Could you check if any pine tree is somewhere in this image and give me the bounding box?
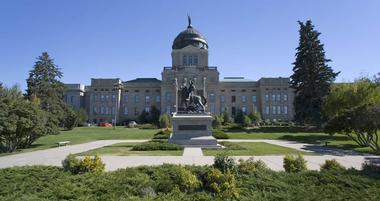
[26,52,66,134]
[290,20,339,126]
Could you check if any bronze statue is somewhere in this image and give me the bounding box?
[179,80,207,113]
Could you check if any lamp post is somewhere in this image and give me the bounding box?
[113,80,123,129]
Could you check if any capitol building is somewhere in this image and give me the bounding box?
[64,18,295,124]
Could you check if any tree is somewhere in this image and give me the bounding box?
[324,103,380,153]
[234,109,244,124]
[26,52,66,134]
[221,110,230,125]
[290,20,339,126]
[77,108,88,126]
[0,86,48,152]
[149,105,160,125]
[323,79,380,119]
[159,114,171,128]
[62,106,78,130]
[138,111,149,124]
[212,115,222,129]
[248,111,262,126]
[242,115,252,127]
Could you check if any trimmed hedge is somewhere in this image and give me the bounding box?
[131,141,182,151]
[152,129,172,140]
[212,129,229,139]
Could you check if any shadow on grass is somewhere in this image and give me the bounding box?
[279,135,349,144]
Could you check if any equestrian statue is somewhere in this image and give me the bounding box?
[179,80,207,113]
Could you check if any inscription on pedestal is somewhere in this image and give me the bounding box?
[178,125,207,130]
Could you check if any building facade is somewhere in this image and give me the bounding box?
[65,18,295,123]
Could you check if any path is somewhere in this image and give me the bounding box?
[0,139,379,171]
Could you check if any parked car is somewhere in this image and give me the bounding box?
[98,122,113,127]
[128,121,138,128]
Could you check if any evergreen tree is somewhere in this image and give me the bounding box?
[26,52,66,134]
[290,20,339,126]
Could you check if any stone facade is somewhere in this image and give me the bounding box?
[64,19,295,123]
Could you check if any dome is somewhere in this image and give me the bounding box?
[172,16,208,50]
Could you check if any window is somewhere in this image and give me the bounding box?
[242,106,247,114]
[265,94,269,102]
[93,106,98,114]
[111,106,115,115]
[194,56,198,65]
[210,104,215,113]
[106,95,110,102]
[134,107,139,115]
[134,94,139,103]
[241,95,246,103]
[283,94,288,101]
[70,96,74,103]
[94,95,98,102]
[209,93,215,102]
[112,95,116,102]
[188,56,193,65]
[145,96,150,104]
[156,95,160,102]
[252,95,257,103]
[124,107,128,115]
[277,106,281,114]
[183,56,187,65]
[232,107,236,116]
[166,92,171,102]
[101,95,105,102]
[220,106,225,113]
[276,94,281,102]
[166,105,171,114]
[105,107,109,115]
[220,95,225,103]
[265,106,270,115]
[124,95,128,102]
[284,106,288,114]
[232,96,236,103]
[271,94,276,102]
[145,107,150,113]
[272,106,276,114]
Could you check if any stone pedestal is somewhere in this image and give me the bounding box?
[169,113,220,148]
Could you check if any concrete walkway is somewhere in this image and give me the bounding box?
[0,139,379,171]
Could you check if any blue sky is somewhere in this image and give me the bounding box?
[0,0,379,91]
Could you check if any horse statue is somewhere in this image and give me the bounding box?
[179,80,207,113]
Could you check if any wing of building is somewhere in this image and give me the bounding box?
[63,17,295,124]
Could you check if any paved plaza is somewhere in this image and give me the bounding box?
[0,139,379,171]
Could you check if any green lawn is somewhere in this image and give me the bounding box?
[203,142,316,156]
[0,127,158,156]
[225,129,379,155]
[77,142,183,156]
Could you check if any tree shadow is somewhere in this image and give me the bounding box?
[279,135,349,144]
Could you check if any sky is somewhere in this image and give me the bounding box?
[0,0,379,91]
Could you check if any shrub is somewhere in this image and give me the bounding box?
[137,123,157,129]
[283,154,307,173]
[173,166,201,193]
[212,115,222,129]
[362,161,380,172]
[242,115,252,127]
[153,129,172,139]
[212,129,229,139]
[159,114,171,128]
[213,152,236,173]
[204,168,240,199]
[62,154,105,174]
[320,159,345,171]
[238,157,268,174]
[131,141,182,151]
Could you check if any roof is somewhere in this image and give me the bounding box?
[124,78,161,83]
[220,77,255,82]
[172,16,208,50]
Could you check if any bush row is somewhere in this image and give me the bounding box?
[131,141,183,151]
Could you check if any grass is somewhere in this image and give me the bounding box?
[203,142,316,156]
[77,142,183,156]
[0,127,158,156]
[225,128,380,155]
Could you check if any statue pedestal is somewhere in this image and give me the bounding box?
[169,113,221,148]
